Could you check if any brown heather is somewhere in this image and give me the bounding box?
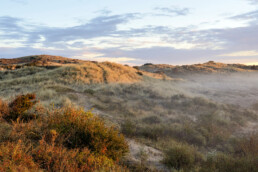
[0,94,129,172]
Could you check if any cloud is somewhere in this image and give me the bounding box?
[0,13,139,47]
[26,13,139,47]
[0,16,29,41]
[231,10,258,23]
[154,6,190,16]
[95,8,112,15]
[248,0,258,4]
[93,20,258,64]
[1,8,258,65]
[0,16,24,32]
[216,24,258,50]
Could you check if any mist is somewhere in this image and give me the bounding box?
[175,72,258,108]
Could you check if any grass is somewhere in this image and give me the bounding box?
[89,82,257,171]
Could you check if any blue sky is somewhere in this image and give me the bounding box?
[0,0,258,65]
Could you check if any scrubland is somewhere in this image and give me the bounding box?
[0,94,128,171]
[0,56,257,171]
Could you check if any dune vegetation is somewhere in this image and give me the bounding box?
[0,94,128,171]
[0,55,258,171]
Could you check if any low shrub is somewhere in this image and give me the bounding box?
[142,116,161,124]
[137,125,164,141]
[121,119,137,137]
[84,89,95,95]
[163,143,204,170]
[5,93,38,122]
[0,140,39,171]
[33,139,123,172]
[47,107,129,161]
[166,124,207,146]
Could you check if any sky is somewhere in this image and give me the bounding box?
[0,0,258,65]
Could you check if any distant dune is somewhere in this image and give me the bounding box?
[139,61,258,77]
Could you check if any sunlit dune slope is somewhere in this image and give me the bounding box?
[0,55,170,84]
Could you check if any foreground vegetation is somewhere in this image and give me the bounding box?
[1,92,257,171]
[0,94,128,171]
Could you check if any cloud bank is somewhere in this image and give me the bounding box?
[0,4,258,65]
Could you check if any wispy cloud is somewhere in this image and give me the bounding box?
[33,13,139,43]
[248,0,258,4]
[154,6,190,16]
[0,16,24,32]
[231,10,258,22]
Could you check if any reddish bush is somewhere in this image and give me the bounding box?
[0,94,129,171]
[0,140,39,171]
[32,139,124,172]
[47,107,129,161]
[6,93,38,121]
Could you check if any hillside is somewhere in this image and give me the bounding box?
[0,55,169,84]
[0,55,257,171]
[139,61,258,77]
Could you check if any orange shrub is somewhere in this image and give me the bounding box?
[32,139,125,172]
[0,140,39,171]
[6,93,38,122]
[0,94,129,171]
[47,107,129,161]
